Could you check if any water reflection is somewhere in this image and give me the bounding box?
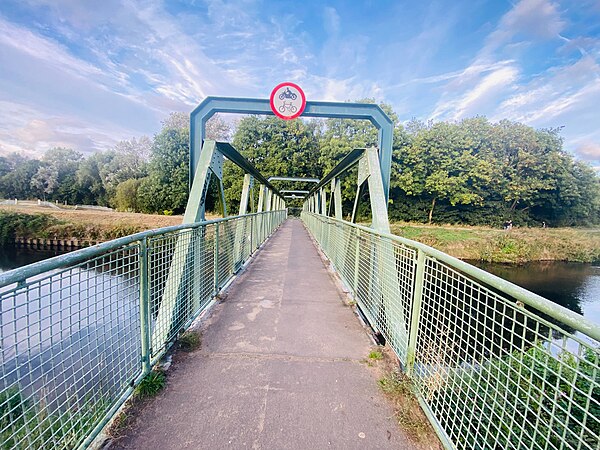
[0,246,141,413]
[0,246,66,273]
[470,261,600,325]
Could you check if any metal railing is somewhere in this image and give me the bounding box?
[302,212,600,450]
[0,210,286,450]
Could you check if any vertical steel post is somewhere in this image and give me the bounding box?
[250,214,254,252]
[353,228,361,295]
[214,223,220,293]
[406,249,426,377]
[139,237,151,375]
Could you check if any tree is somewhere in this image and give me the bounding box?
[138,119,189,214]
[395,121,488,223]
[75,151,115,206]
[30,147,83,204]
[229,116,321,211]
[162,112,231,140]
[114,178,143,212]
[102,137,150,204]
[0,154,41,199]
[30,166,58,201]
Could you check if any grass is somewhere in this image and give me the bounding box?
[365,347,442,449]
[134,371,166,398]
[368,349,383,360]
[0,386,109,450]
[378,371,432,440]
[177,331,202,352]
[390,221,600,263]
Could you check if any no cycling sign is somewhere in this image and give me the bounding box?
[270,82,306,120]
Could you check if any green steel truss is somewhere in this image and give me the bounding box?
[190,97,394,203]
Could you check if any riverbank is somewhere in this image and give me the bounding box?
[390,222,600,263]
[1,207,598,263]
[0,206,186,247]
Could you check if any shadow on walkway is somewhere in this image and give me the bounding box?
[113,218,414,449]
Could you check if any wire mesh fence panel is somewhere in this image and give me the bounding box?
[0,244,142,450]
[419,258,600,450]
[217,219,238,289]
[302,212,600,450]
[0,210,286,450]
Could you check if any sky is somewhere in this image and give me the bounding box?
[0,0,599,167]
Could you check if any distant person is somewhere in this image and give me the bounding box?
[542,221,546,228]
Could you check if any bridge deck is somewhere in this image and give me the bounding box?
[114,219,413,449]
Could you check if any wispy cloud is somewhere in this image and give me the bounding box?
[0,0,598,163]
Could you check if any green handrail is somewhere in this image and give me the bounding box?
[302,211,600,450]
[0,210,286,450]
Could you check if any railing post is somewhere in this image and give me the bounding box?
[139,237,151,375]
[214,223,220,294]
[406,249,426,377]
[353,228,361,295]
[250,214,254,252]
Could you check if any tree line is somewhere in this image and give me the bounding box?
[1,104,598,226]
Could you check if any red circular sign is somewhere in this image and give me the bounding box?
[270,82,306,120]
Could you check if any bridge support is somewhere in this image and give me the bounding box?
[303,147,407,356]
[151,141,285,351]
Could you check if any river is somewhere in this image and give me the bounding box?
[0,246,140,414]
[469,260,600,325]
[2,248,599,325]
[2,248,599,320]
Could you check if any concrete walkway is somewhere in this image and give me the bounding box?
[115,219,413,449]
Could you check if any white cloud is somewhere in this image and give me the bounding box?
[431,64,519,120]
[574,141,600,161]
[0,101,138,157]
[323,7,341,35]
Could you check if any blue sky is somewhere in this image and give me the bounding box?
[0,0,599,166]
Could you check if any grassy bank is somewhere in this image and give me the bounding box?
[0,207,185,246]
[390,222,600,263]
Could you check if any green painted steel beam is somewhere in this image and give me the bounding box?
[190,97,393,202]
[307,148,365,196]
[268,176,320,183]
[213,141,284,200]
[280,190,310,194]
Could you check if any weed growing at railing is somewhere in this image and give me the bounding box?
[378,370,434,442]
[135,371,166,398]
[0,385,109,449]
[427,344,600,450]
[177,331,202,352]
[368,349,383,360]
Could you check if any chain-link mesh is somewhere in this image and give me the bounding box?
[302,212,600,450]
[0,210,285,449]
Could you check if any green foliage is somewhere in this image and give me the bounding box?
[429,345,600,449]
[368,349,383,360]
[113,178,143,212]
[137,122,189,214]
[228,116,322,211]
[378,371,412,396]
[0,385,108,449]
[135,371,166,398]
[0,109,598,225]
[0,211,57,245]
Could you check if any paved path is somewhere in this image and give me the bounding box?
[115,219,413,449]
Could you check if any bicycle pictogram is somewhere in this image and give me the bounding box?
[278,101,298,113]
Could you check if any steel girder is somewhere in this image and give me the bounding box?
[190,97,394,203]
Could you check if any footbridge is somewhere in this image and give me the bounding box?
[0,96,598,450]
